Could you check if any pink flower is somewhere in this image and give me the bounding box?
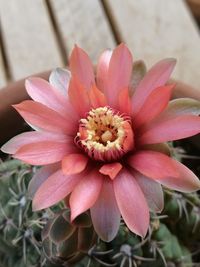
[2,44,200,242]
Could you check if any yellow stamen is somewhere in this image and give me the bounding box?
[78,107,127,153]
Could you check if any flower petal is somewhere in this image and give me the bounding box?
[128,150,179,179]
[99,162,122,180]
[14,139,75,165]
[91,178,120,242]
[132,58,176,115]
[1,131,67,154]
[139,115,200,145]
[62,153,88,175]
[129,60,147,96]
[88,84,107,108]
[129,151,200,192]
[26,78,68,115]
[70,170,103,221]
[141,143,171,156]
[68,77,91,116]
[33,170,82,211]
[49,68,71,96]
[96,49,112,92]
[143,98,200,130]
[118,88,132,115]
[154,160,200,192]
[133,171,164,212]
[13,100,74,135]
[69,45,94,90]
[28,163,60,199]
[113,169,149,237]
[133,84,175,128]
[106,44,133,107]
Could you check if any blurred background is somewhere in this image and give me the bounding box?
[0,0,200,89]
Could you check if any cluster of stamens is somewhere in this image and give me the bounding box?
[76,107,133,161]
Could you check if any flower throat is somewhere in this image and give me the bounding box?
[76,107,134,161]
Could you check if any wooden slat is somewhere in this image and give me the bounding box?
[49,0,116,63]
[106,0,200,88]
[0,0,62,80]
[0,45,6,88]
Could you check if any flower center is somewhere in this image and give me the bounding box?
[76,107,134,161]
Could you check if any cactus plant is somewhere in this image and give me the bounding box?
[0,142,200,267]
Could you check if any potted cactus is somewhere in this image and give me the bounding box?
[0,44,200,267]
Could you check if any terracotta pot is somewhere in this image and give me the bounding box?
[0,71,50,147]
[0,72,199,147]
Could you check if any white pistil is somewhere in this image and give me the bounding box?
[101,130,113,143]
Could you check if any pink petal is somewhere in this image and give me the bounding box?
[106,44,133,107]
[139,115,200,145]
[133,84,175,128]
[68,77,91,116]
[26,78,66,114]
[49,68,71,96]
[129,151,200,192]
[1,131,67,154]
[143,98,200,130]
[88,84,107,108]
[13,100,74,135]
[62,153,88,175]
[27,76,78,122]
[113,169,149,237]
[28,163,60,199]
[118,88,131,114]
[132,58,176,115]
[70,170,103,221]
[99,162,122,180]
[69,45,95,90]
[33,170,82,211]
[91,178,121,242]
[153,160,200,192]
[14,139,75,165]
[96,49,112,92]
[128,151,179,179]
[133,171,164,212]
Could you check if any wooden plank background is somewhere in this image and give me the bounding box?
[0,0,200,90]
[50,0,115,63]
[0,0,62,81]
[105,0,200,88]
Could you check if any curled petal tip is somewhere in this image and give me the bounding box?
[137,228,148,238]
[32,200,42,212]
[118,42,128,49]
[99,162,122,179]
[74,43,79,49]
[12,103,18,109]
[161,57,177,67]
[167,57,177,63]
[190,177,200,192]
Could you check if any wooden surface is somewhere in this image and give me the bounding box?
[0,0,200,90]
[105,0,200,88]
[0,0,62,80]
[50,0,115,63]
